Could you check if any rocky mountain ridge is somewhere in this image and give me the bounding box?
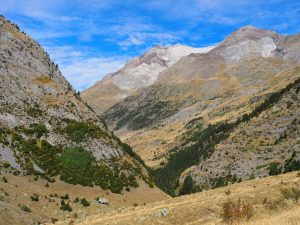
[87,25,300,195]
[82,44,214,113]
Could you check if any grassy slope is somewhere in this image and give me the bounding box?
[57,171,300,225]
[0,172,169,225]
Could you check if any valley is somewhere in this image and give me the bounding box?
[87,26,300,196]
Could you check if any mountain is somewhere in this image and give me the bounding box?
[85,26,300,195]
[0,16,171,224]
[81,44,214,113]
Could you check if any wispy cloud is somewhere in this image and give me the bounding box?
[44,45,129,91]
[61,56,128,91]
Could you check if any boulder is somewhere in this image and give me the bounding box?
[97,198,109,205]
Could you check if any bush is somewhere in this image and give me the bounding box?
[61,120,109,143]
[60,194,69,200]
[269,163,282,176]
[80,198,90,207]
[222,199,254,223]
[30,194,39,201]
[20,205,32,212]
[33,123,48,138]
[60,200,72,211]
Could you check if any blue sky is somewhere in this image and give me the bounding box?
[1,0,300,91]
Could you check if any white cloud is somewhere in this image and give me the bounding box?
[45,45,129,91]
[61,57,128,91]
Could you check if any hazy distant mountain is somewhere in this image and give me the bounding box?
[81,44,214,113]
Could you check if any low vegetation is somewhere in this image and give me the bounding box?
[59,119,110,143]
[0,124,148,193]
[60,200,72,211]
[222,199,254,223]
[20,205,31,212]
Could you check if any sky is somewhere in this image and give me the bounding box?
[1,0,300,91]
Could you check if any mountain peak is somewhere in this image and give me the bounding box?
[82,44,214,113]
[210,26,281,63]
[224,25,279,43]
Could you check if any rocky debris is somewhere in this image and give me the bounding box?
[155,208,169,217]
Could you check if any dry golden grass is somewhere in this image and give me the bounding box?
[0,172,169,225]
[57,171,300,225]
[32,75,58,87]
[241,206,300,225]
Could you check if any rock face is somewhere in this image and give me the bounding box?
[182,77,300,192]
[0,15,115,158]
[88,25,300,195]
[81,44,214,113]
[0,16,151,193]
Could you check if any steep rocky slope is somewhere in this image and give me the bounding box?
[0,15,154,197]
[81,44,214,113]
[181,73,300,192]
[96,26,300,195]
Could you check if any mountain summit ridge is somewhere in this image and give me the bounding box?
[81,44,215,113]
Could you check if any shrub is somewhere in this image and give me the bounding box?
[60,194,69,200]
[222,199,254,223]
[225,189,231,196]
[20,205,32,212]
[80,198,90,207]
[33,123,48,138]
[269,163,282,176]
[26,104,43,117]
[30,194,39,201]
[60,200,72,211]
[61,120,109,143]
